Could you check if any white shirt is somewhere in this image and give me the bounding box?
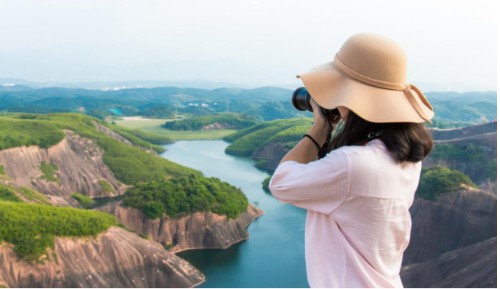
[270,139,421,288]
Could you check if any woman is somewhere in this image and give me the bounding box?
[269,33,434,288]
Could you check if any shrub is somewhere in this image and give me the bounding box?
[416,166,477,200]
[98,180,115,194]
[0,201,116,261]
[123,175,248,219]
[0,185,21,202]
[0,119,65,150]
[262,176,271,193]
[39,162,59,183]
[71,193,94,209]
[18,187,50,205]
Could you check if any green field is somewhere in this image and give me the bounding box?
[113,117,236,140]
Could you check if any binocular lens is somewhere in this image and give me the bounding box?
[291,87,340,122]
[292,87,313,112]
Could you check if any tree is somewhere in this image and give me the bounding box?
[416,166,476,200]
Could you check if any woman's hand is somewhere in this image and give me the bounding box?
[278,99,341,164]
[308,99,339,145]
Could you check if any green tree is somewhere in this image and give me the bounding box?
[416,166,477,200]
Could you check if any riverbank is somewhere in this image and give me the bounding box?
[113,117,236,140]
[161,140,309,288]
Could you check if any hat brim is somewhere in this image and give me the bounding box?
[298,61,434,123]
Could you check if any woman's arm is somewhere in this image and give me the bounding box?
[279,100,337,164]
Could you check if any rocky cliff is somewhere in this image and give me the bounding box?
[431,121,497,142]
[0,130,126,204]
[401,237,496,288]
[0,227,204,288]
[403,189,496,264]
[101,202,264,252]
[250,141,288,174]
[401,189,497,287]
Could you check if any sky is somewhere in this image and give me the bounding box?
[0,0,497,91]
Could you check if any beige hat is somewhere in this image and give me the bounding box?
[298,33,434,123]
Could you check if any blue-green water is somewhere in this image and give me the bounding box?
[161,140,309,288]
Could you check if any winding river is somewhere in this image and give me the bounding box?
[161,140,309,288]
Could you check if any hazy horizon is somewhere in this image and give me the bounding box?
[0,0,497,92]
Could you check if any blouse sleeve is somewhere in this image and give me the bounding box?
[269,149,351,215]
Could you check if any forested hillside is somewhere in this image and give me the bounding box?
[2,85,493,125]
[0,113,249,262]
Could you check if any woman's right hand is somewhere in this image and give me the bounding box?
[308,99,335,145]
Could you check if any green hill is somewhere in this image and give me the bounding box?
[0,183,116,261]
[224,118,313,157]
[0,113,195,183]
[163,113,259,131]
[0,113,249,260]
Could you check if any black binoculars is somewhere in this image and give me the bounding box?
[292,87,340,122]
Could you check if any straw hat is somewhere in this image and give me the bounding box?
[297,33,434,123]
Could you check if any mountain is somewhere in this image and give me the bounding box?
[426,122,497,191]
[402,189,496,265]
[401,237,496,288]
[426,91,497,105]
[2,85,494,123]
[0,113,260,288]
[401,188,496,287]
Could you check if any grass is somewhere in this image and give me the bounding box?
[39,162,59,183]
[224,118,312,156]
[71,193,94,209]
[18,187,50,205]
[99,179,115,194]
[0,200,116,261]
[114,117,236,140]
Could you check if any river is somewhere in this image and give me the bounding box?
[161,140,309,288]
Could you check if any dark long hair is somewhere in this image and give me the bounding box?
[329,112,433,164]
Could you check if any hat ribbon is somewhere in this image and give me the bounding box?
[333,55,434,121]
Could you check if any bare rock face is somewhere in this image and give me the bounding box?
[0,131,126,201]
[250,141,288,173]
[403,189,496,265]
[94,123,134,146]
[101,202,264,252]
[0,227,204,288]
[401,237,496,288]
[431,121,497,142]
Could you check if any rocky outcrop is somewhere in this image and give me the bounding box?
[403,189,496,265]
[401,237,496,288]
[101,202,264,252]
[95,123,134,146]
[0,227,204,288]
[0,131,126,203]
[431,121,497,142]
[201,122,232,130]
[426,122,497,190]
[250,141,288,173]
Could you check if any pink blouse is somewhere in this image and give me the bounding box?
[269,139,421,288]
